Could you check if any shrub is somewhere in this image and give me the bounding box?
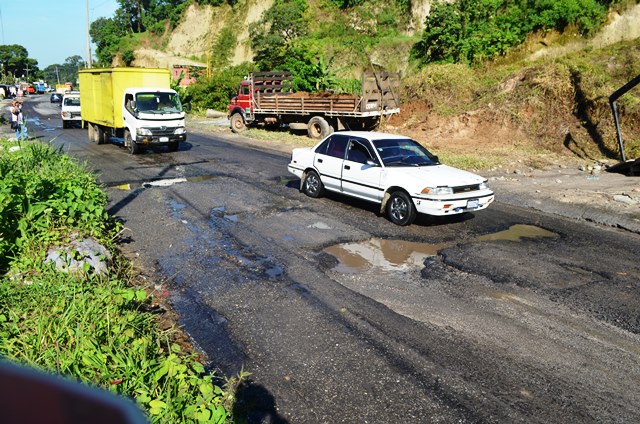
[412,0,611,65]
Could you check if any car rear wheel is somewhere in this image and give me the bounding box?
[303,170,324,198]
[386,191,416,226]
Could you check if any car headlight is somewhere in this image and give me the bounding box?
[138,128,153,136]
[173,127,185,135]
[421,186,453,195]
[479,181,489,190]
[61,112,70,118]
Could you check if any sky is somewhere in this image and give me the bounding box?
[0,0,119,69]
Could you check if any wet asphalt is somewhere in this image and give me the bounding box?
[11,95,640,423]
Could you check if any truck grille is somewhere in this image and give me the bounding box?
[147,127,178,137]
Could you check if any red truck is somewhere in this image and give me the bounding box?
[228,71,400,139]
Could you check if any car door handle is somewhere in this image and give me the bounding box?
[344,165,350,170]
[317,158,323,163]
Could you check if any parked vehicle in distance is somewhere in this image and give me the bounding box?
[228,71,400,139]
[287,131,495,225]
[50,92,62,104]
[34,82,46,94]
[61,91,81,128]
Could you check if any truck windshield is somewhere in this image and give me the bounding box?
[136,92,183,114]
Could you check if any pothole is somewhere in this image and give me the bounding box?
[324,238,449,274]
[324,225,558,274]
[477,224,558,242]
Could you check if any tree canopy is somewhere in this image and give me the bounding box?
[0,44,40,83]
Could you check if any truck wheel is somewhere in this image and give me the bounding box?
[307,116,333,139]
[88,123,96,142]
[62,120,69,129]
[96,126,106,145]
[363,117,380,131]
[125,130,139,154]
[230,113,246,133]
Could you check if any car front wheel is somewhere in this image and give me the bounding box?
[386,191,416,226]
[303,170,324,198]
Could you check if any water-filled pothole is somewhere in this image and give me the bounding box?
[324,224,558,273]
[324,238,449,273]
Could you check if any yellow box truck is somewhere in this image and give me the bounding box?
[79,67,187,154]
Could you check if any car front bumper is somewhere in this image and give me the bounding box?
[412,191,495,216]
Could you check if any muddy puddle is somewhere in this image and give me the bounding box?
[477,224,558,242]
[325,239,450,273]
[324,224,557,273]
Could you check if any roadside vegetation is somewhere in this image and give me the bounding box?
[110,0,638,168]
[0,139,243,423]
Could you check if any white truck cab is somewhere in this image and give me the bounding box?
[122,88,187,153]
[61,91,81,129]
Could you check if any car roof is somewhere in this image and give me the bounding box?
[332,131,410,141]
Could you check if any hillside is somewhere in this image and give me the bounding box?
[124,1,639,167]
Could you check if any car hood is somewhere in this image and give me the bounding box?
[389,164,486,187]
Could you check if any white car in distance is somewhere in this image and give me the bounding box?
[287,131,495,225]
[61,91,81,129]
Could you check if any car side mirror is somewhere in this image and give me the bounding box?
[184,102,192,112]
[365,159,379,167]
[129,101,136,110]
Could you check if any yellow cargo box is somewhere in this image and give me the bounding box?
[78,67,171,129]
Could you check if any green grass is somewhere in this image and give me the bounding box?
[0,139,243,423]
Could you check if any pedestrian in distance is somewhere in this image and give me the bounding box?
[10,100,28,141]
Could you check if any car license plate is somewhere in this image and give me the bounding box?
[159,137,169,142]
[467,199,479,209]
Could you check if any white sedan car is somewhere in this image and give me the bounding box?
[287,131,495,225]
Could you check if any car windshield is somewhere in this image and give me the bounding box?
[136,92,183,114]
[373,138,440,167]
[64,97,80,106]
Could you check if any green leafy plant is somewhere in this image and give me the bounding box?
[0,139,241,422]
[412,0,611,65]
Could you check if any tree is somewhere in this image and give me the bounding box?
[250,0,310,70]
[0,44,37,81]
[90,15,129,66]
[42,56,87,86]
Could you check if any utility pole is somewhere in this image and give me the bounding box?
[24,63,31,81]
[86,0,93,67]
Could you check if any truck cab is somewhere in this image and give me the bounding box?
[229,80,253,118]
[122,88,187,153]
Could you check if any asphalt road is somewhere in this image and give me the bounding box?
[20,95,640,423]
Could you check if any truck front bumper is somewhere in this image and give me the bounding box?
[134,134,186,144]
